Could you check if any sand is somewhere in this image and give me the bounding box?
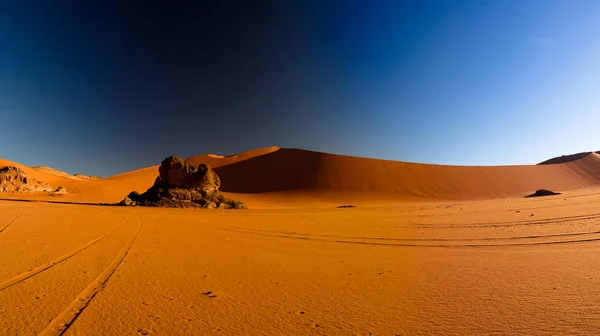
[2,148,600,335]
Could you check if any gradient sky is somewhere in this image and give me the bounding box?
[1,1,600,176]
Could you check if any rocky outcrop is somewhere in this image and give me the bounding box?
[74,174,101,180]
[53,186,68,195]
[0,166,53,193]
[156,156,221,192]
[120,156,246,209]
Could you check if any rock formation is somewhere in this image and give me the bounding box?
[120,156,246,209]
[74,174,101,180]
[0,166,53,193]
[53,186,68,195]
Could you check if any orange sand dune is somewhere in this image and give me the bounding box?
[186,146,280,167]
[64,146,283,204]
[3,147,600,206]
[538,151,600,164]
[212,148,600,200]
[4,149,600,334]
[106,148,600,203]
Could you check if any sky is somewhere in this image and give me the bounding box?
[1,0,600,176]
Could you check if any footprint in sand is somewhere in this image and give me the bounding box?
[203,291,218,298]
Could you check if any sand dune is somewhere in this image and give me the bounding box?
[539,151,600,165]
[186,146,281,167]
[69,146,283,204]
[3,147,600,205]
[212,148,600,200]
[3,149,600,334]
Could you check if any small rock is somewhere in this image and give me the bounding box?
[53,186,68,195]
[525,189,561,198]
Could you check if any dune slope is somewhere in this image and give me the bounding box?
[538,151,600,165]
[212,149,600,200]
[3,147,600,204]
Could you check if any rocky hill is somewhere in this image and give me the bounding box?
[0,166,54,193]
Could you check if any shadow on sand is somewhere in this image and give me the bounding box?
[0,197,119,207]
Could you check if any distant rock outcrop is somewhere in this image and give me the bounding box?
[53,186,68,195]
[525,189,562,198]
[0,166,53,193]
[74,174,102,180]
[30,166,102,181]
[120,156,246,209]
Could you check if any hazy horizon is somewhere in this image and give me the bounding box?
[2,1,600,176]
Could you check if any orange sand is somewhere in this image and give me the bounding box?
[2,148,600,334]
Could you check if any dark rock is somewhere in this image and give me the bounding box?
[120,156,245,209]
[525,189,562,198]
[127,191,142,202]
[156,156,220,192]
[166,188,192,200]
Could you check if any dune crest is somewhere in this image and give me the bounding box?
[3,147,600,205]
[538,151,600,165]
[212,148,600,200]
[186,146,281,167]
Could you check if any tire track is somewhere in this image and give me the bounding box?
[224,228,600,248]
[0,217,130,291]
[38,218,142,336]
[228,227,600,242]
[397,212,600,229]
[0,212,24,234]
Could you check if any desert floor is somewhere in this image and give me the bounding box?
[2,188,600,335]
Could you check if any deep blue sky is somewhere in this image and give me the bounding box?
[1,1,600,176]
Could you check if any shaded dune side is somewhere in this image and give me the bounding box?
[214,149,600,200]
[70,147,282,203]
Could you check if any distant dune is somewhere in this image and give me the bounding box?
[538,151,600,165]
[2,147,600,205]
